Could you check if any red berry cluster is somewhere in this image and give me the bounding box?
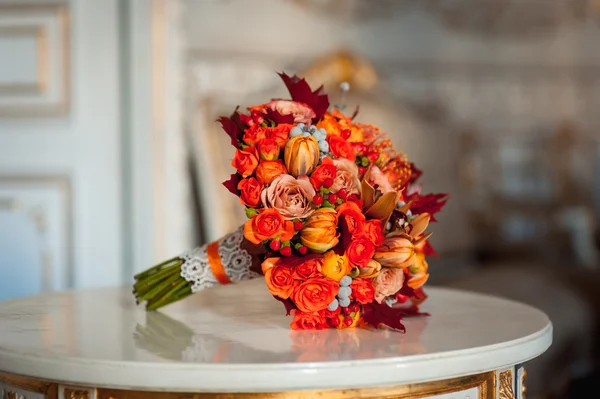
[326,302,361,328]
[312,180,348,209]
[268,220,307,257]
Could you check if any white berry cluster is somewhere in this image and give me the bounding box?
[327,275,353,311]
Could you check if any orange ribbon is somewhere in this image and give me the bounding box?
[207,241,232,285]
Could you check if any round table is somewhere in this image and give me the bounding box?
[0,279,552,399]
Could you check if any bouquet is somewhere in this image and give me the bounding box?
[133,72,448,331]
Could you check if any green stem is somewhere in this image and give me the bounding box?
[134,262,181,292]
[139,271,181,302]
[146,280,189,311]
[134,257,179,280]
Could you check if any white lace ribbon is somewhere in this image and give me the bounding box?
[179,227,260,293]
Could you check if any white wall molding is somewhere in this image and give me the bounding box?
[0,3,70,117]
[0,174,72,295]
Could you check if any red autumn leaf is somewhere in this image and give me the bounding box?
[405,192,449,222]
[274,296,297,316]
[361,301,407,332]
[408,163,423,185]
[217,107,245,147]
[398,283,428,301]
[278,72,330,121]
[395,285,429,316]
[264,107,295,125]
[337,214,354,250]
[422,240,438,258]
[222,173,241,196]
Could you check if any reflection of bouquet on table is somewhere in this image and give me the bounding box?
[134,310,430,363]
[133,72,448,331]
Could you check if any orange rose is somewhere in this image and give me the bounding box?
[243,124,293,147]
[255,160,287,185]
[242,125,266,146]
[244,208,294,244]
[292,277,339,313]
[267,124,293,147]
[257,138,280,161]
[350,278,375,304]
[309,157,336,189]
[231,147,259,178]
[264,264,295,299]
[294,258,322,280]
[237,177,262,207]
[346,238,376,267]
[343,125,364,143]
[358,220,385,247]
[284,136,320,177]
[327,134,356,161]
[337,201,366,237]
[330,109,364,143]
[290,310,327,331]
[316,113,342,136]
[320,250,351,281]
[300,208,339,253]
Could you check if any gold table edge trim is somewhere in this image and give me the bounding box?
[0,370,496,399]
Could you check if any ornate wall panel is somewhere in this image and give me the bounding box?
[0,4,70,117]
[0,175,72,299]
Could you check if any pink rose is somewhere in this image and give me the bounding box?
[331,158,361,196]
[374,267,405,303]
[261,174,316,220]
[267,100,316,124]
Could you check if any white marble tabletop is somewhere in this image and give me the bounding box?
[0,279,552,392]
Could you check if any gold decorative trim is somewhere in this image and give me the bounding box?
[0,25,49,94]
[499,369,514,399]
[521,368,527,399]
[0,4,70,117]
[0,370,495,399]
[64,387,90,399]
[0,371,57,399]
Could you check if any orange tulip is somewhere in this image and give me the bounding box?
[300,208,339,253]
[407,252,429,289]
[359,259,382,279]
[284,136,320,177]
[373,234,416,268]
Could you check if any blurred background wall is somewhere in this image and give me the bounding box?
[3,0,599,297]
[1,1,600,396]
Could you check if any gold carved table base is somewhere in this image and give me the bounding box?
[0,366,526,399]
